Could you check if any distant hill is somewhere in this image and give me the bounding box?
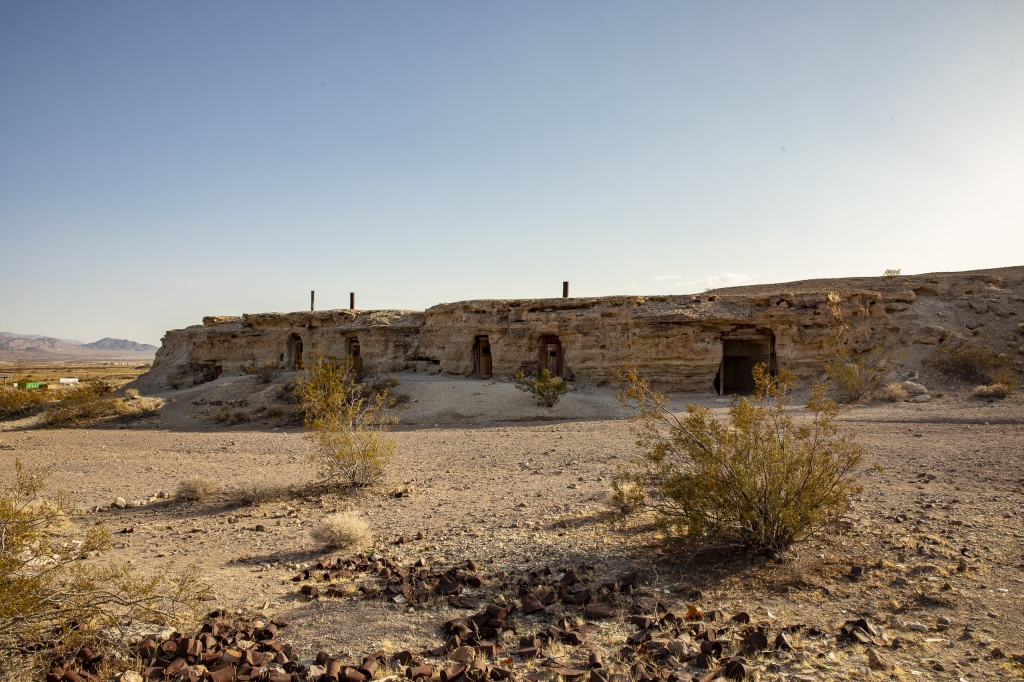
[0,332,157,361]
[82,338,158,352]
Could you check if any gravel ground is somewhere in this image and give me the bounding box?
[2,374,1023,681]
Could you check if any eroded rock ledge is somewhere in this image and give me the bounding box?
[137,267,1023,393]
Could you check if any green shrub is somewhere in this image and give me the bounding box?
[514,369,568,407]
[613,363,862,553]
[297,354,397,489]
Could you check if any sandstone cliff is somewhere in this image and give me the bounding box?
[134,266,1023,394]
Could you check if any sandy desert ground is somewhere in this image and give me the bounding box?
[2,371,1023,681]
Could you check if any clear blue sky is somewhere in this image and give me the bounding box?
[2,2,1022,345]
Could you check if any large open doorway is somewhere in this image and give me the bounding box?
[715,332,775,395]
[473,336,492,378]
[539,335,562,378]
[286,334,304,370]
[347,337,363,375]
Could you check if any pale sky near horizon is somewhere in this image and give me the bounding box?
[2,2,1023,345]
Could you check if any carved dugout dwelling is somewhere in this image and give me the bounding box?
[136,267,1024,396]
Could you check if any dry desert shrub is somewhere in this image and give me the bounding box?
[883,268,902,278]
[112,395,162,418]
[243,358,282,384]
[227,409,251,424]
[310,512,370,550]
[0,460,202,659]
[40,383,116,427]
[37,383,161,428]
[881,383,908,402]
[972,384,1012,399]
[613,363,863,554]
[230,480,291,506]
[823,292,903,402]
[603,482,642,516]
[298,354,397,489]
[213,405,251,425]
[123,388,140,400]
[514,368,568,407]
[175,476,217,502]
[0,387,49,420]
[371,372,400,394]
[929,336,1017,394]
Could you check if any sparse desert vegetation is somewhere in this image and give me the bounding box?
[40,383,162,428]
[930,335,1018,394]
[242,357,283,384]
[613,364,862,553]
[972,382,1013,399]
[3,268,1024,680]
[824,291,903,402]
[3,369,1024,681]
[514,368,568,407]
[881,381,909,402]
[0,460,202,675]
[229,479,292,506]
[174,475,217,502]
[0,387,48,419]
[298,354,398,489]
[309,512,370,550]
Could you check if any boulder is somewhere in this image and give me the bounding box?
[900,381,928,396]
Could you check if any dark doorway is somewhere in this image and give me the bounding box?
[474,336,492,378]
[214,364,223,379]
[717,335,771,394]
[286,334,304,370]
[539,335,562,378]
[348,337,363,375]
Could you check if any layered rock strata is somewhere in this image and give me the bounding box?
[138,267,1023,393]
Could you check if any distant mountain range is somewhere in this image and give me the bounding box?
[82,337,157,352]
[0,332,157,361]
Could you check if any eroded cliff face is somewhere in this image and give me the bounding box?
[137,267,1024,394]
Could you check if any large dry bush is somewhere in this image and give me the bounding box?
[297,354,397,489]
[929,335,1017,394]
[0,388,49,420]
[310,512,369,550]
[514,369,568,407]
[40,383,161,428]
[613,364,863,553]
[1,460,201,657]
